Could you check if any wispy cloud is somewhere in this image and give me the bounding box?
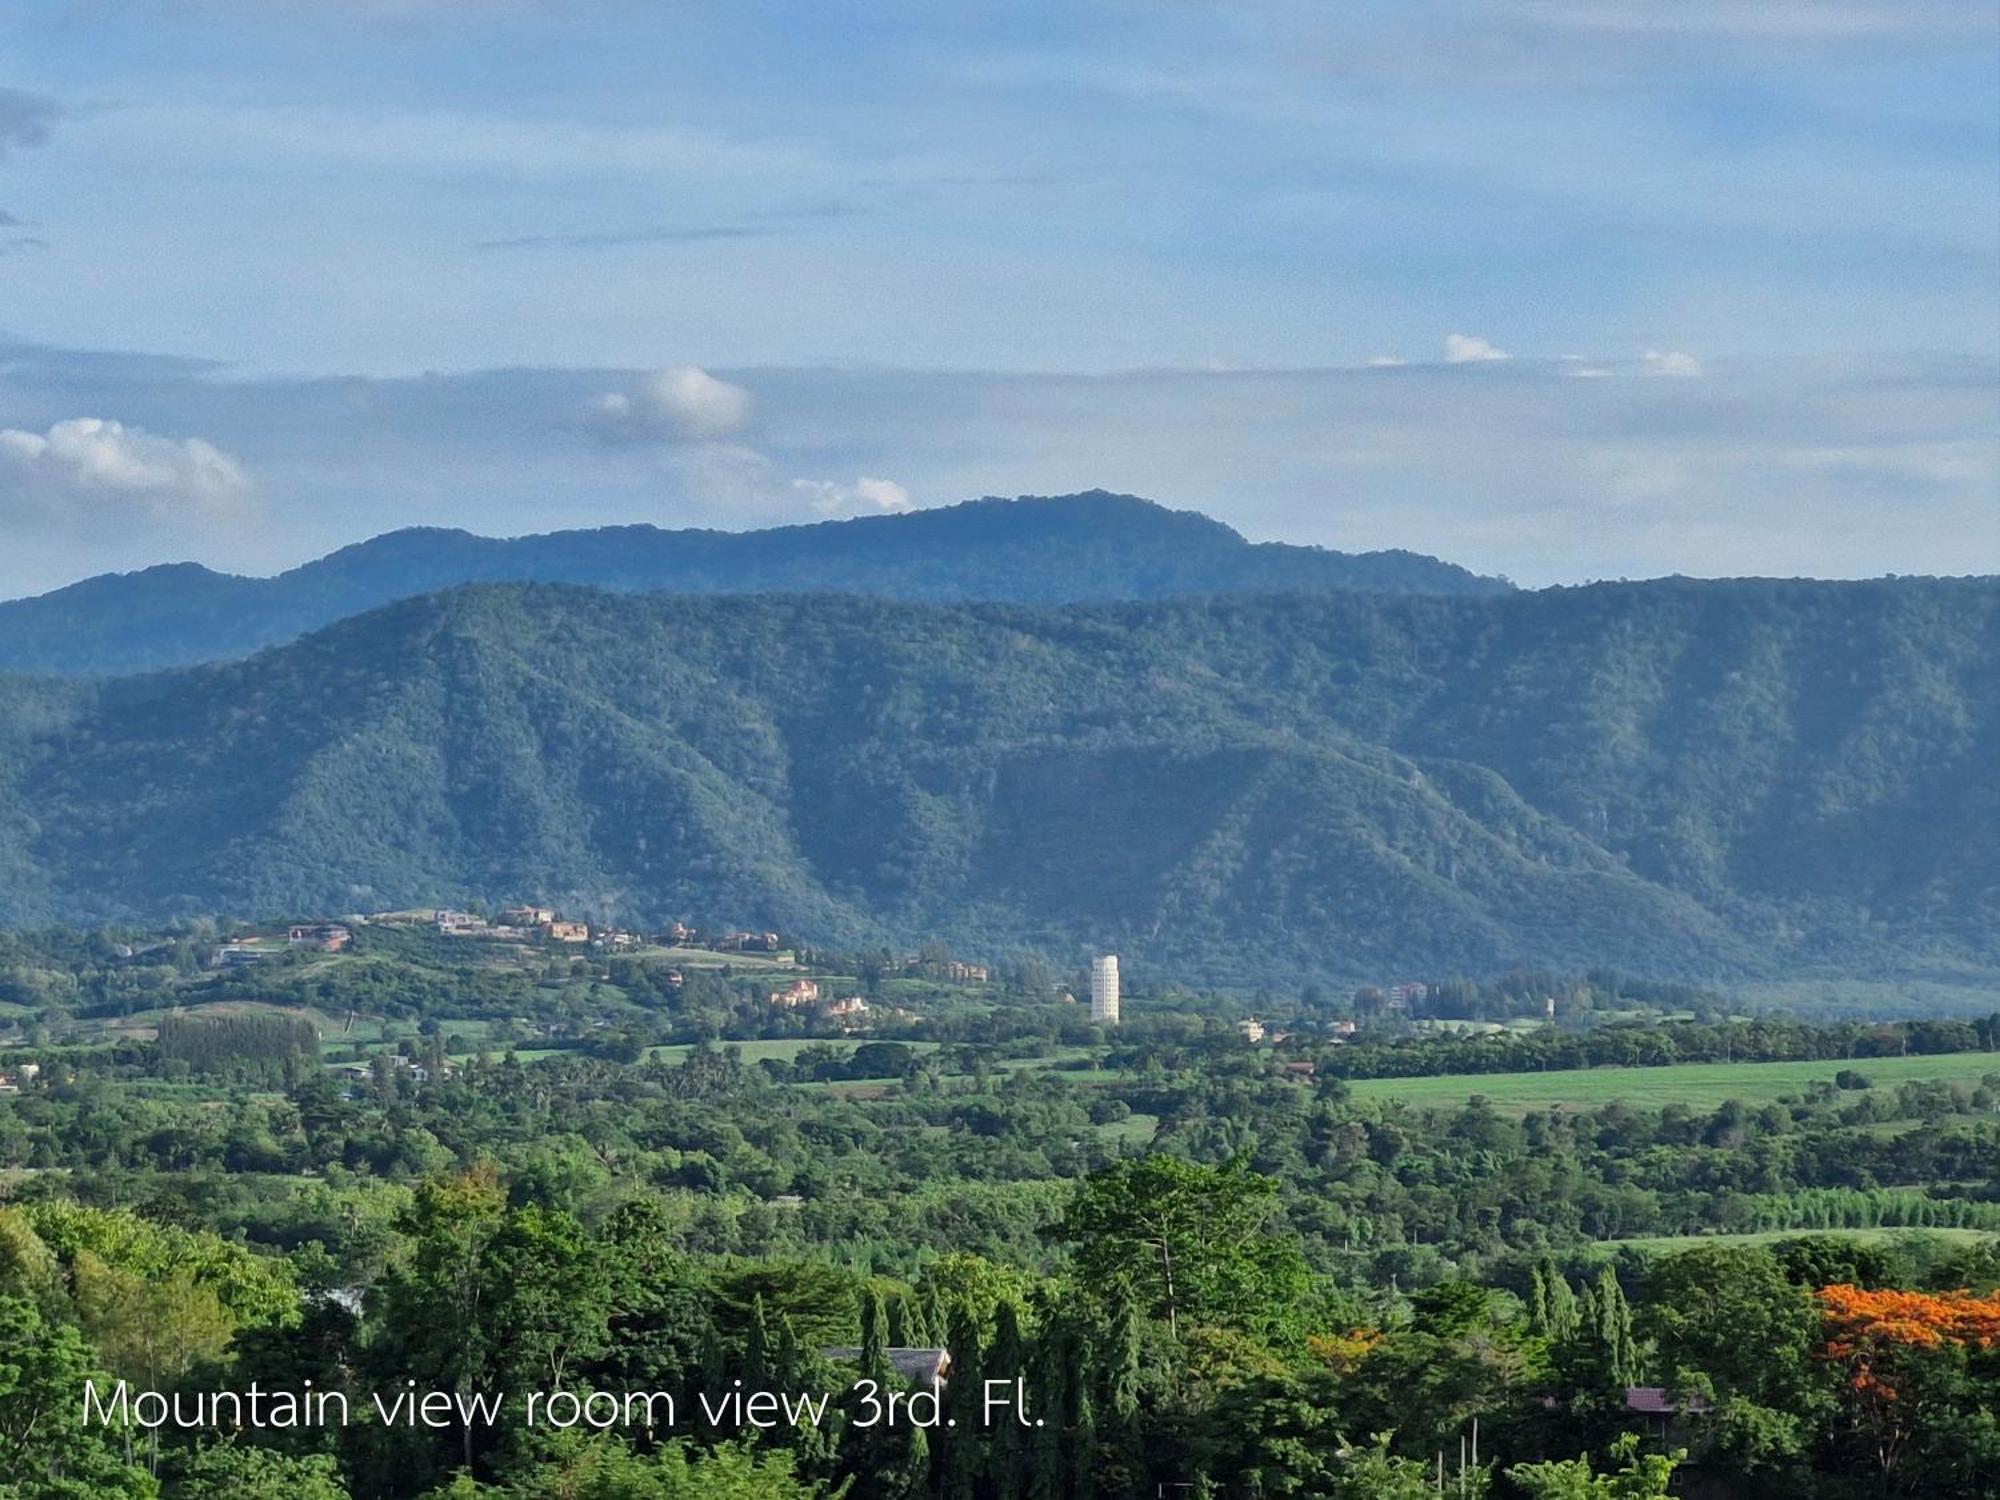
[0,89,61,157]
[476,225,780,252]
[1641,350,1704,378]
[1443,334,1511,364]
[84,101,835,185]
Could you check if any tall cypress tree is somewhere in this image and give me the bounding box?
[1103,1283,1142,1430]
[893,1421,931,1500]
[862,1286,891,1382]
[746,1293,773,1390]
[942,1303,986,1500]
[1595,1268,1639,1389]
[920,1280,949,1351]
[1026,1310,1069,1500]
[988,1301,1027,1500]
[1546,1267,1581,1341]
[1070,1384,1096,1500]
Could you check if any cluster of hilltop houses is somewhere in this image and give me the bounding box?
[764,978,899,1029]
[216,907,818,965]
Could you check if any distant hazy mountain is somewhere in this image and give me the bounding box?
[0,492,1508,676]
[0,577,1990,984]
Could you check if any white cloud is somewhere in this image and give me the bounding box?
[1642,349,1705,377]
[89,101,833,187]
[1365,356,1406,368]
[0,418,252,524]
[0,342,1991,597]
[1443,333,1510,364]
[1503,1,1989,45]
[793,475,914,517]
[587,365,752,441]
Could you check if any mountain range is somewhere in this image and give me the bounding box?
[0,571,1991,985]
[0,492,1507,677]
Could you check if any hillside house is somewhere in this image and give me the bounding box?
[501,905,556,927]
[546,921,590,944]
[288,923,352,952]
[1237,1018,1267,1043]
[823,1348,951,1386]
[1624,1386,1712,1442]
[435,910,482,934]
[769,978,822,1008]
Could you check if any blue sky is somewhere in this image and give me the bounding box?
[0,0,1994,595]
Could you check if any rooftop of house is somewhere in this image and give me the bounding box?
[1624,1386,1712,1416]
[822,1347,952,1385]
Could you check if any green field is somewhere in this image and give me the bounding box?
[1347,1051,2000,1113]
[1598,1226,1998,1256]
[1097,1112,1160,1146]
[647,1038,942,1066]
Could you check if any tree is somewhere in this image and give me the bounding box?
[1194,1371,1349,1497]
[481,1206,610,1391]
[1640,1248,1815,1408]
[0,1294,156,1498]
[172,1443,349,1500]
[71,1253,233,1393]
[369,1167,507,1479]
[858,1288,889,1383]
[498,1435,822,1498]
[1506,1434,1679,1499]
[1816,1283,2000,1484]
[1049,1157,1308,1337]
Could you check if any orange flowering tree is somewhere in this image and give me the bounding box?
[1815,1284,2000,1481]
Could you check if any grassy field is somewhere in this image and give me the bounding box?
[647,1038,942,1066]
[651,946,801,970]
[1097,1112,1160,1146]
[1597,1226,1997,1256]
[1347,1051,2000,1113]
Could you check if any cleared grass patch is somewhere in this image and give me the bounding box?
[1097,1112,1159,1146]
[647,1038,942,1066]
[1346,1051,2000,1114]
[1599,1226,1997,1256]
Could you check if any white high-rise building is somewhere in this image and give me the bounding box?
[1089,954,1120,1025]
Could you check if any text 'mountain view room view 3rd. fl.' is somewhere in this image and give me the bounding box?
[0,4,1996,1499]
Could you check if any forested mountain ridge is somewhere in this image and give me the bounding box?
[0,491,1507,677]
[0,577,1991,982]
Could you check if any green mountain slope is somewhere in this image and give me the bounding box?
[0,492,1508,677]
[0,579,1991,982]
